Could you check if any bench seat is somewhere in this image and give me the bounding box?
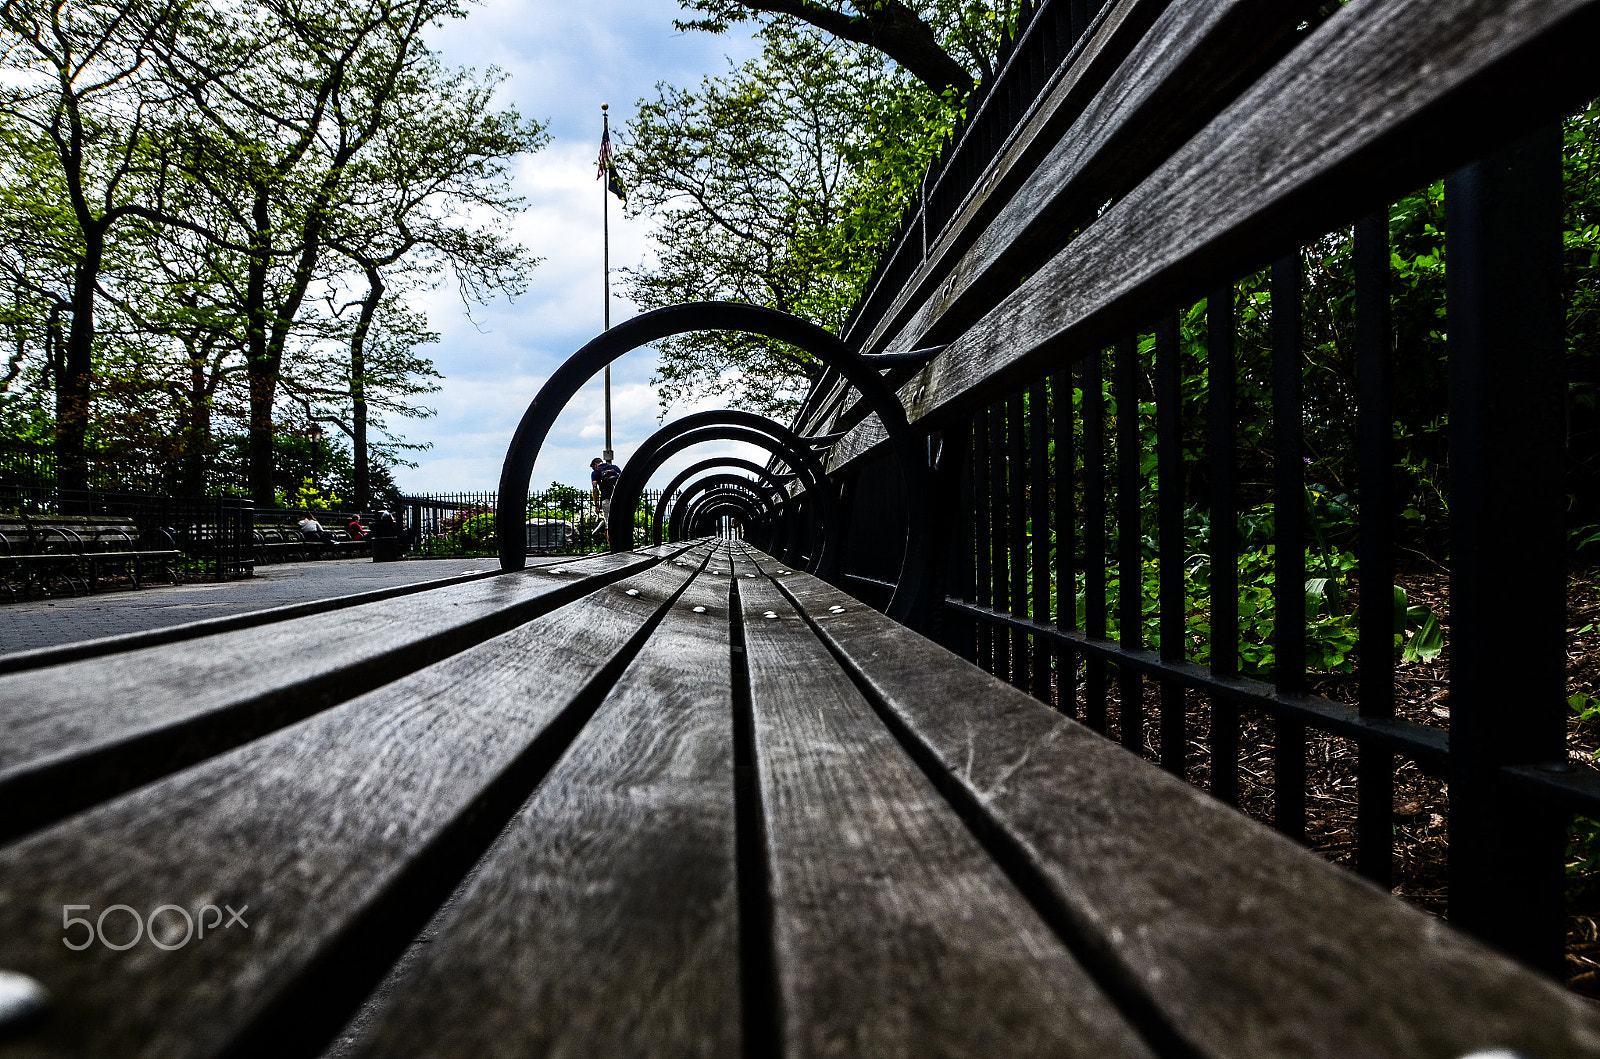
[0,541,1595,1058]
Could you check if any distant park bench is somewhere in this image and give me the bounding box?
[0,515,181,600]
[251,524,372,565]
[1,540,1596,1057]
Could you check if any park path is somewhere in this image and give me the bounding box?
[0,558,494,656]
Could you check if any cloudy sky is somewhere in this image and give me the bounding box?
[400,0,766,495]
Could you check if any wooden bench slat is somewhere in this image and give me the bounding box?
[0,552,625,675]
[0,549,662,842]
[766,557,1600,1058]
[855,0,1302,365]
[332,549,740,1058]
[0,567,522,675]
[0,551,713,1059]
[734,565,1156,1058]
[824,0,1600,475]
[801,0,1170,442]
[798,0,1278,442]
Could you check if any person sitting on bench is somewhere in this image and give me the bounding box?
[346,515,369,541]
[297,512,334,544]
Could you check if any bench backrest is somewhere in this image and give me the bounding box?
[780,0,1597,978]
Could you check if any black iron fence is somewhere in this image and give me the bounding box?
[400,488,667,558]
[789,0,1600,992]
[0,482,255,580]
[0,440,179,494]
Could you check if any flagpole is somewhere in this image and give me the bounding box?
[601,103,614,464]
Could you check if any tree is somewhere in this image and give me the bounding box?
[620,1,1009,416]
[150,0,503,503]
[286,292,441,506]
[622,23,964,418]
[673,0,1011,95]
[1,0,542,501]
[0,0,193,489]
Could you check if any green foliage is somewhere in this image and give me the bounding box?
[1064,496,1440,682]
[1396,586,1444,664]
[529,481,588,513]
[278,478,345,513]
[1569,815,1600,909]
[0,0,542,499]
[455,512,496,551]
[622,16,976,418]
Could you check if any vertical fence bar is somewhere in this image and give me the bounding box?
[1445,128,1568,974]
[948,423,978,661]
[1053,369,1078,715]
[974,411,993,671]
[1272,253,1307,842]
[1355,211,1396,887]
[1155,313,1186,775]
[1030,379,1052,701]
[1009,391,1030,690]
[1083,354,1108,734]
[836,477,860,584]
[1207,289,1240,806]
[1115,336,1144,755]
[990,403,1012,681]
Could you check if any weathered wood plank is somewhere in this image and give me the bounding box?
[0,565,507,675]
[736,571,1154,1058]
[0,548,664,842]
[806,0,1303,443]
[770,559,1600,1058]
[854,0,1305,363]
[826,0,1600,473]
[840,0,1163,355]
[329,557,741,1059]
[0,552,710,1059]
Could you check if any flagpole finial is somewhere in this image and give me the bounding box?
[601,102,608,111]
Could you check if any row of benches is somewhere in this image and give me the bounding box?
[253,525,371,563]
[0,517,376,601]
[0,516,182,601]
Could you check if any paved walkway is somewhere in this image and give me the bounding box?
[0,558,495,655]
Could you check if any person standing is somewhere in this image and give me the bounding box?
[591,456,621,544]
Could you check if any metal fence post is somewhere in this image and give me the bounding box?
[1445,126,1567,975]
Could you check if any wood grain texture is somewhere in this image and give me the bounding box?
[771,561,1600,1058]
[842,0,1163,353]
[0,555,707,1059]
[0,566,512,675]
[825,0,1600,474]
[808,0,1300,445]
[0,549,661,841]
[856,0,1303,362]
[331,558,741,1059]
[736,573,1152,1059]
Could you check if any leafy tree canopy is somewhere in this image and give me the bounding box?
[623,5,1002,419]
[0,0,543,501]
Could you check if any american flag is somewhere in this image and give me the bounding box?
[597,125,626,203]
